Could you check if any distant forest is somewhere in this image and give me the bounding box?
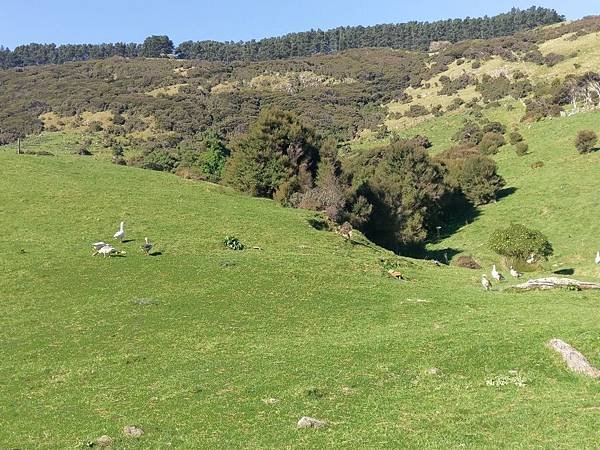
[0,7,563,68]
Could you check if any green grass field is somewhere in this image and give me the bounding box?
[2,140,600,447]
[429,109,600,278]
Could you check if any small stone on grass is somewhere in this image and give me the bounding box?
[123,425,144,438]
[297,416,327,428]
[96,435,113,446]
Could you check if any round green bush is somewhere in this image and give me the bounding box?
[489,223,553,261]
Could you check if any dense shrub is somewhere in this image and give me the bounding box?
[574,129,598,153]
[477,74,512,102]
[405,104,429,117]
[346,140,448,251]
[478,132,506,155]
[509,131,524,144]
[482,121,506,134]
[489,223,553,260]
[178,130,230,182]
[452,121,483,146]
[514,142,529,156]
[437,147,505,205]
[544,52,565,67]
[522,98,561,122]
[223,108,320,199]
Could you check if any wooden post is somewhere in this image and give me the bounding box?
[17,138,21,155]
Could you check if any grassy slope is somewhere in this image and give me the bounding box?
[382,30,600,133]
[1,149,600,448]
[427,109,600,278]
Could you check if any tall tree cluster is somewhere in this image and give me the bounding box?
[0,7,562,68]
[175,7,563,61]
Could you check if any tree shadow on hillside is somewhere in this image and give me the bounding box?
[430,196,480,246]
[496,186,518,201]
[419,247,462,265]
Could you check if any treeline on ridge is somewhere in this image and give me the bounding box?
[0,7,562,68]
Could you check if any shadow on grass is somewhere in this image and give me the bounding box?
[497,186,518,201]
[421,247,462,265]
[149,251,162,257]
[122,239,135,243]
[553,268,575,275]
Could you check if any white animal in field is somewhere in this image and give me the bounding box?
[481,275,492,291]
[491,264,505,282]
[141,237,153,255]
[96,244,125,257]
[509,266,522,278]
[595,251,600,265]
[92,241,109,255]
[113,221,125,242]
[526,253,536,264]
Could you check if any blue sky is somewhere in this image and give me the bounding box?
[0,1,597,48]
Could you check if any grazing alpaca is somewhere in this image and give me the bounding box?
[491,264,505,282]
[526,253,536,264]
[141,237,153,255]
[481,275,492,291]
[509,266,523,278]
[113,221,125,242]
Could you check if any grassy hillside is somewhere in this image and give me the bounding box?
[400,108,600,279]
[2,149,600,448]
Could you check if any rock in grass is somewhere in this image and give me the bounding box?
[297,416,327,428]
[122,425,144,437]
[96,435,113,446]
[548,339,600,378]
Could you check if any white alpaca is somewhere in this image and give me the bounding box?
[595,251,600,265]
[481,275,492,291]
[113,221,125,242]
[526,253,536,264]
[491,264,505,282]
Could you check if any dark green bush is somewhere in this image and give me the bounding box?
[437,147,505,205]
[574,129,598,153]
[489,223,553,261]
[515,142,529,156]
[223,235,245,250]
[478,132,505,155]
[223,108,320,199]
[509,131,524,144]
[452,121,483,146]
[482,121,506,134]
[405,104,429,117]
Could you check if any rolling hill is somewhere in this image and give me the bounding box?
[2,11,600,449]
[1,141,600,448]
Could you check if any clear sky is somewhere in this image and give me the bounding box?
[0,1,597,49]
